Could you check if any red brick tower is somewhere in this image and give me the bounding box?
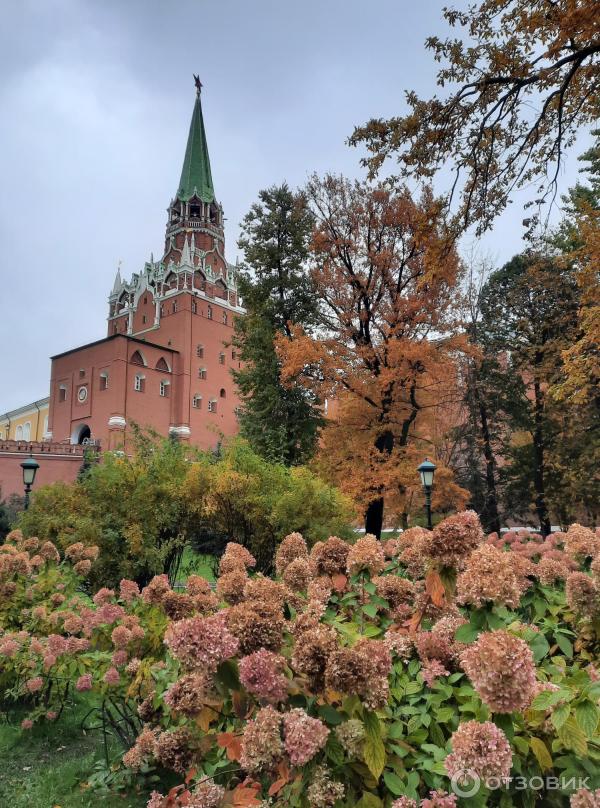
[47,81,243,451]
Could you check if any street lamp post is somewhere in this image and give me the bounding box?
[417,458,436,530]
[20,454,39,511]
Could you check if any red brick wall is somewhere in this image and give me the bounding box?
[0,443,89,497]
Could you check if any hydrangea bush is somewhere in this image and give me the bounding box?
[1,517,600,807]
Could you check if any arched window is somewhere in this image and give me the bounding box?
[15,425,23,440]
[155,357,171,372]
[130,350,146,366]
[219,388,226,399]
[198,368,207,380]
[134,374,145,392]
[99,371,109,390]
[196,344,204,358]
[75,424,91,445]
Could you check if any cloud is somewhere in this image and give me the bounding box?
[0,0,591,412]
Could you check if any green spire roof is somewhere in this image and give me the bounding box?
[177,89,215,203]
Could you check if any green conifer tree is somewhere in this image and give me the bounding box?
[233,184,322,465]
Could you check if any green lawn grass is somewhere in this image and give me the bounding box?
[0,704,148,808]
[178,547,216,582]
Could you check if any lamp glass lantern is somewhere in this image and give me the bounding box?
[417,458,436,489]
[21,455,39,487]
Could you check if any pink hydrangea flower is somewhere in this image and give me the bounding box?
[25,676,44,693]
[92,587,115,606]
[111,625,132,649]
[445,720,512,784]
[283,708,329,765]
[460,630,536,713]
[119,579,140,603]
[104,667,120,686]
[76,674,93,691]
[164,612,239,672]
[239,649,289,704]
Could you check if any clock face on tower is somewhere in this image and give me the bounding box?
[78,386,88,403]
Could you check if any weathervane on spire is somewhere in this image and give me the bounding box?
[193,74,203,96]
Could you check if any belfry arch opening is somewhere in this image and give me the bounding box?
[72,424,91,445]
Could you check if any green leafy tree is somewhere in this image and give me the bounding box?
[233,183,323,466]
[19,430,196,587]
[554,127,600,251]
[19,431,353,582]
[183,440,355,572]
[478,253,579,533]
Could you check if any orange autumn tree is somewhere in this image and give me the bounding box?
[277,175,469,536]
[351,0,600,236]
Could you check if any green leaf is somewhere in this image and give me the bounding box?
[318,705,344,725]
[355,794,383,808]
[429,722,446,747]
[407,715,422,734]
[530,633,551,663]
[383,771,405,795]
[215,659,240,691]
[404,681,422,696]
[406,770,420,796]
[362,603,379,618]
[493,713,514,740]
[587,682,600,700]
[325,734,345,765]
[512,736,529,756]
[455,623,479,644]
[555,634,573,658]
[551,704,570,731]
[576,700,599,738]
[530,689,566,711]
[485,611,506,630]
[434,707,455,723]
[363,710,386,781]
[558,718,588,756]
[529,737,552,771]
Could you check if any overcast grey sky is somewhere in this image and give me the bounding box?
[0,0,592,413]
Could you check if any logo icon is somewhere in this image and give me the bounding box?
[450,769,481,798]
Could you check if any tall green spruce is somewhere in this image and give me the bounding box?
[232,184,322,465]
